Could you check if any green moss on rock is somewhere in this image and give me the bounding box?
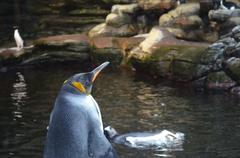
[130,44,208,81]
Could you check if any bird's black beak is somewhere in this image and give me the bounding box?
[91,61,110,83]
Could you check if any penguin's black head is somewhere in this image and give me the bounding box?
[63,61,109,94]
[13,26,19,30]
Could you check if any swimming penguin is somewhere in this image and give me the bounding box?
[13,26,24,49]
[104,126,184,150]
[44,62,118,158]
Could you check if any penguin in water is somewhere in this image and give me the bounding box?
[104,126,184,150]
[44,62,118,158]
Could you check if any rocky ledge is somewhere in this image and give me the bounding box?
[1,25,240,95]
[1,1,240,96]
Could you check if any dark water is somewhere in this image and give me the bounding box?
[1,1,240,158]
[0,67,240,158]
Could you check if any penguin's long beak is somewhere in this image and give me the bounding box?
[91,61,110,82]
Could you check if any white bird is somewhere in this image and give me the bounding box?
[14,29,24,49]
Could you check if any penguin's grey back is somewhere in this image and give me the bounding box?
[44,89,118,158]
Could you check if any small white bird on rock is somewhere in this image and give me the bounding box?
[14,26,24,50]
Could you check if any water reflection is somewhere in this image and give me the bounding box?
[10,72,28,120]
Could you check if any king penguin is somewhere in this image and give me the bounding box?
[44,61,118,158]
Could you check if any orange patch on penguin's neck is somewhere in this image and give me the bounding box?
[72,81,86,93]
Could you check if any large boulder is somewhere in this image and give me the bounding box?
[106,13,132,27]
[34,34,90,51]
[138,0,176,12]
[22,34,91,65]
[209,9,240,35]
[89,3,140,37]
[128,27,209,81]
[138,27,172,53]
[159,3,210,41]
[209,9,240,22]
[160,2,200,26]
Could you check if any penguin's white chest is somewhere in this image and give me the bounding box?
[14,30,24,49]
[84,95,104,133]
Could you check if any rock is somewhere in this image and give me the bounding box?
[106,13,132,27]
[90,36,144,66]
[225,42,240,57]
[208,9,240,35]
[160,3,200,26]
[232,25,240,42]
[111,3,140,14]
[174,15,202,29]
[68,8,109,16]
[224,57,240,84]
[15,34,93,66]
[88,23,138,37]
[200,44,224,70]
[21,51,90,66]
[138,0,176,12]
[159,3,206,41]
[128,27,209,81]
[34,34,90,52]
[200,36,238,71]
[91,3,140,37]
[0,48,25,59]
[220,17,240,35]
[208,9,240,22]
[166,28,218,43]
[0,46,33,68]
[206,71,236,90]
[138,27,173,53]
[102,0,137,4]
